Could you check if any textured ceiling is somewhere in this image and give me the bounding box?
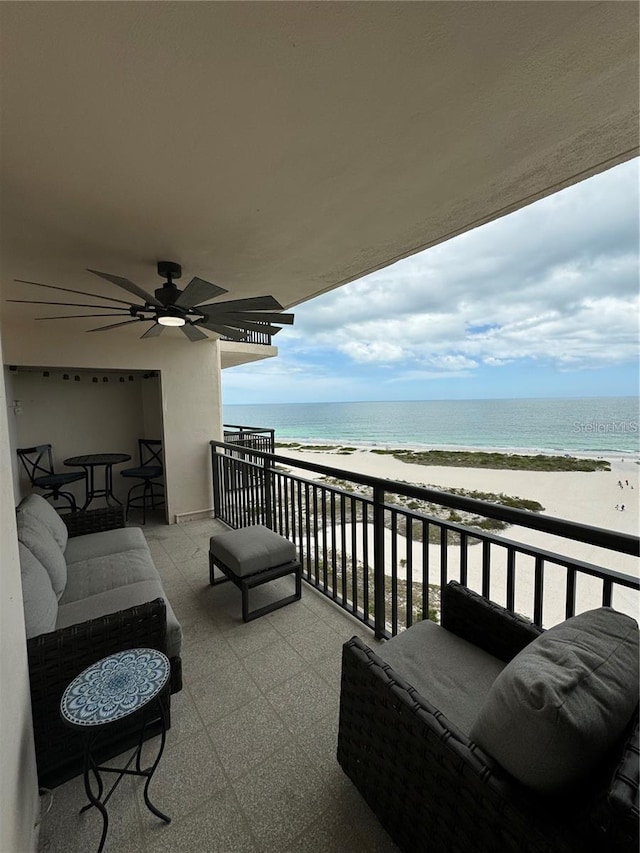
[1,1,638,335]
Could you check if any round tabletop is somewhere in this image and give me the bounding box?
[60,648,170,728]
[64,453,131,466]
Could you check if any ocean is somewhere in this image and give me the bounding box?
[223,397,640,455]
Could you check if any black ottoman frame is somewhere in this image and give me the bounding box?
[209,552,302,622]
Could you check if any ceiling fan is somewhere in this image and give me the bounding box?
[9,261,294,342]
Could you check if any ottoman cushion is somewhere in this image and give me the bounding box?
[210,525,296,577]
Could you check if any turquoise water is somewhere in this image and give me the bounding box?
[223,397,640,454]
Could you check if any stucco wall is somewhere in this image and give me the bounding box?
[4,366,21,496]
[2,322,224,521]
[0,339,39,853]
[12,370,148,507]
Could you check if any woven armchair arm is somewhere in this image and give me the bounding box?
[441,580,543,662]
[604,714,640,851]
[27,599,169,786]
[27,598,167,702]
[63,505,125,538]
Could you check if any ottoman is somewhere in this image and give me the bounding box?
[209,525,302,622]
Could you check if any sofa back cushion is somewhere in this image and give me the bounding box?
[16,510,67,600]
[17,494,68,551]
[18,543,58,638]
[470,607,639,794]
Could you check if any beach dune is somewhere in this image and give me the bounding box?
[277,444,640,626]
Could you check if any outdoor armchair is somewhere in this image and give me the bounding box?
[337,581,639,853]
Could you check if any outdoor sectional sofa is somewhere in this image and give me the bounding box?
[16,494,182,787]
[338,581,639,853]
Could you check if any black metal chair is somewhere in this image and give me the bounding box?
[17,444,86,512]
[120,439,165,523]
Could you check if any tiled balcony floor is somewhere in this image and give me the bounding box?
[38,516,399,853]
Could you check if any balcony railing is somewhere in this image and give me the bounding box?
[210,439,640,638]
[220,328,272,345]
[222,425,275,455]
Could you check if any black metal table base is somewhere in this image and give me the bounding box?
[79,463,124,511]
[80,698,170,853]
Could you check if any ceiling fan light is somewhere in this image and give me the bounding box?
[158,314,185,327]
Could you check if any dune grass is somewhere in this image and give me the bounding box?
[370,448,609,472]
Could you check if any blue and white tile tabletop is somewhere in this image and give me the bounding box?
[60,648,170,728]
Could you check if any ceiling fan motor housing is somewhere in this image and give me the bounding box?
[155,260,183,305]
[157,260,182,280]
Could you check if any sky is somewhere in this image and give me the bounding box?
[223,158,639,406]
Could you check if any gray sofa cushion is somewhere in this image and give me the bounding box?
[210,524,297,577]
[61,548,162,604]
[56,580,183,659]
[16,510,67,600]
[63,526,148,564]
[470,608,640,793]
[18,543,58,638]
[17,494,68,551]
[378,619,505,734]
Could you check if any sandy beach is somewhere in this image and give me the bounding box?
[275,443,640,625]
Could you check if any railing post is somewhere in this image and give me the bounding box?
[263,452,273,528]
[373,485,386,639]
[211,445,221,518]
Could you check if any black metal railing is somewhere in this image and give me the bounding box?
[210,440,640,639]
[220,328,272,345]
[222,425,275,455]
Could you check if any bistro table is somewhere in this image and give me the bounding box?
[63,453,131,510]
[60,648,171,853]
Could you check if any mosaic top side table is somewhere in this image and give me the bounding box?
[60,648,171,853]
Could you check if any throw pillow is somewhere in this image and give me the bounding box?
[469,607,639,793]
[17,493,68,551]
[16,510,67,600]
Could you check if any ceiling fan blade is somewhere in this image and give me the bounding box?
[208,317,283,336]
[8,299,129,310]
[174,277,228,309]
[14,279,135,307]
[140,323,165,339]
[86,319,144,333]
[86,269,163,308]
[217,311,295,325]
[196,295,283,312]
[181,323,209,342]
[35,313,133,320]
[196,320,246,341]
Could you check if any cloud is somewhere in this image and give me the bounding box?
[338,340,406,363]
[224,160,639,403]
[286,159,639,374]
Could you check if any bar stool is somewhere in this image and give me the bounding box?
[17,444,86,512]
[120,439,165,523]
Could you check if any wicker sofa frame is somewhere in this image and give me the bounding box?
[337,582,639,853]
[26,506,183,788]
